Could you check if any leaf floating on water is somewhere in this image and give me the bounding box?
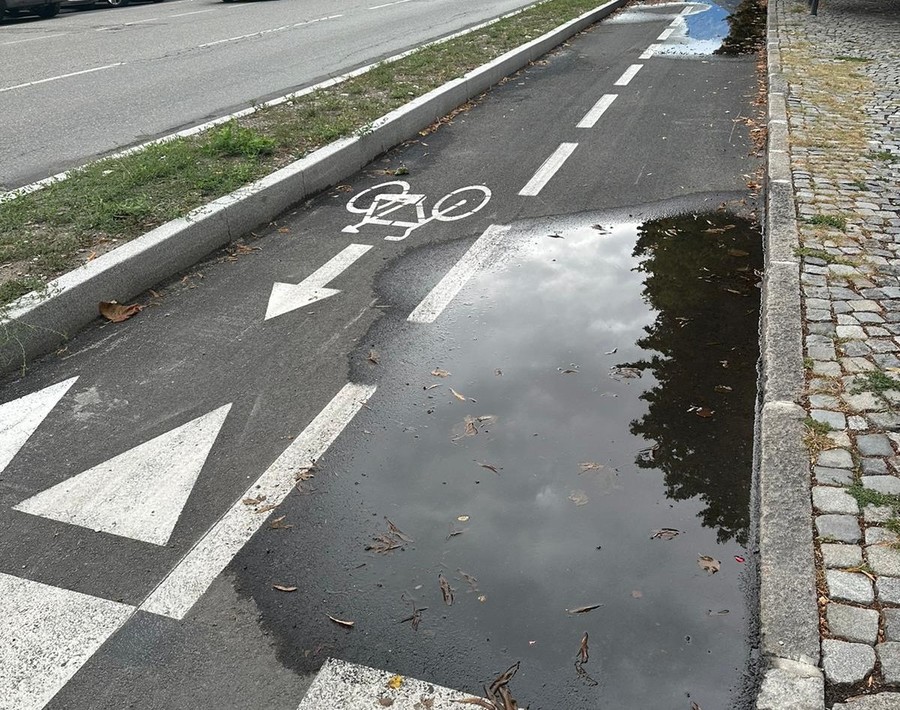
[714,385,733,393]
[566,603,604,615]
[446,525,466,540]
[691,703,703,710]
[327,614,355,628]
[485,661,522,709]
[458,569,479,592]
[547,233,565,239]
[734,555,746,563]
[559,368,579,375]
[578,462,604,473]
[631,590,643,599]
[438,574,455,606]
[707,609,730,616]
[273,584,297,592]
[476,461,501,475]
[495,369,503,376]
[609,365,642,380]
[604,347,617,355]
[573,632,598,687]
[698,555,721,575]
[477,594,487,603]
[569,490,590,507]
[386,518,414,543]
[727,248,749,257]
[450,388,467,402]
[457,515,470,522]
[693,407,715,418]
[431,368,451,378]
[424,383,441,390]
[650,528,682,541]
[99,301,144,323]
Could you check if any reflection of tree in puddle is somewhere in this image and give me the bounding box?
[715,0,766,55]
[623,212,762,545]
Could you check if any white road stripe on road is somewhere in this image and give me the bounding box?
[577,94,617,128]
[0,573,133,710]
[198,13,343,48]
[14,404,232,546]
[0,63,123,95]
[614,64,643,86]
[681,4,694,14]
[518,142,578,197]
[639,44,659,59]
[0,377,77,476]
[0,33,67,47]
[408,224,510,323]
[297,658,467,709]
[369,0,413,8]
[140,382,375,620]
[169,8,214,17]
[657,27,674,40]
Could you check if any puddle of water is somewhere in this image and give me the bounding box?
[253,211,762,708]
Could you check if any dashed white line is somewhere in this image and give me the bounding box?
[140,382,375,620]
[198,13,342,48]
[518,142,578,197]
[97,17,161,30]
[0,63,123,94]
[408,224,510,323]
[614,64,643,86]
[577,94,617,128]
[0,33,67,47]
[657,27,674,40]
[639,44,659,59]
[681,4,694,14]
[169,8,214,17]
[369,0,412,8]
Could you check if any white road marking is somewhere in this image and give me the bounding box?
[614,64,643,86]
[0,377,77,476]
[141,383,375,619]
[518,142,578,197]
[368,0,413,8]
[265,244,373,320]
[297,658,467,709]
[0,573,133,710]
[408,224,510,323]
[169,8,214,17]
[0,63,123,95]
[657,27,674,40]
[15,404,232,546]
[577,93,617,128]
[198,14,343,48]
[681,4,694,14]
[639,44,659,59]
[0,33,67,47]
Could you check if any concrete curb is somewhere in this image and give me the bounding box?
[0,0,628,376]
[755,1,825,708]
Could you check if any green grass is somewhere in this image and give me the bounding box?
[806,214,848,231]
[866,150,897,162]
[848,484,900,511]
[804,417,833,435]
[0,0,614,309]
[851,370,900,394]
[793,246,851,264]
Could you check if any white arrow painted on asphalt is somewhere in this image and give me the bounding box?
[265,243,373,320]
[14,404,232,546]
[0,377,77,476]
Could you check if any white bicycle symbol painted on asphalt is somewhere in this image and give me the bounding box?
[342,180,492,241]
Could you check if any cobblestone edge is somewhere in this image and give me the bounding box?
[755,0,827,707]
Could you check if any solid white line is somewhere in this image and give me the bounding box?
[198,13,342,48]
[0,63,123,95]
[369,0,412,8]
[169,8,214,17]
[639,44,659,59]
[577,93,617,128]
[0,573,133,710]
[518,142,578,197]
[657,27,674,40]
[0,33,67,46]
[613,64,643,86]
[140,382,376,620]
[407,224,510,323]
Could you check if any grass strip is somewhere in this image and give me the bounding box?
[0,0,611,308]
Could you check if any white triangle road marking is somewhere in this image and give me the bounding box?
[0,572,133,710]
[297,658,469,709]
[265,243,373,321]
[0,377,78,476]
[14,404,232,546]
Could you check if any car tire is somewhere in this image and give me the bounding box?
[34,2,60,17]
[107,0,129,7]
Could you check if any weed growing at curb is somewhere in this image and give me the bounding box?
[804,417,833,435]
[851,370,899,394]
[848,484,900,512]
[806,214,848,231]
[866,150,897,163]
[0,0,609,309]
[833,55,872,63]
[793,246,851,265]
[803,418,835,456]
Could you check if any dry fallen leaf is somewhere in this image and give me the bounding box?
[694,407,715,418]
[438,574,454,606]
[691,703,702,710]
[569,490,589,507]
[457,515,470,522]
[242,495,266,505]
[650,528,682,541]
[728,248,749,257]
[269,515,293,529]
[368,349,380,365]
[449,388,467,402]
[566,603,604,615]
[431,368,451,378]
[387,675,403,690]
[578,462,604,473]
[273,584,297,592]
[698,555,721,575]
[715,385,733,393]
[99,301,143,323]
[327,615,355,628]
[476,461,501,475]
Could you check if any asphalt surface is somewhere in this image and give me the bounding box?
[0,2,764,708]
[0,0,541,190]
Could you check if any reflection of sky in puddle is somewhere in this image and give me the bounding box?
[607,2,734,55]
[258,213,761,709]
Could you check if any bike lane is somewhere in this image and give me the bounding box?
[0,3,763,708]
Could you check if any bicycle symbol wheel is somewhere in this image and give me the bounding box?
[431,186,492,222]
[345,181,412,214]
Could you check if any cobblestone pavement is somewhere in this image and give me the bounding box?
[775,0,900,703]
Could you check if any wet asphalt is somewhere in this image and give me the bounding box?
[0,1,766,708]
